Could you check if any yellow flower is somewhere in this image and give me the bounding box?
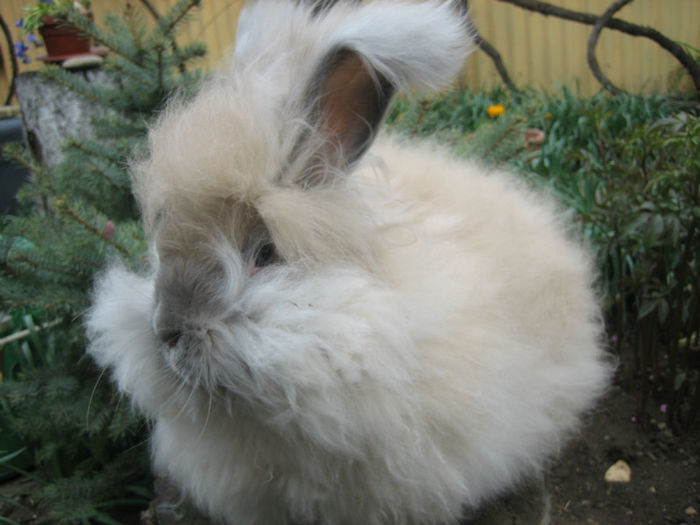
[487,104,506,118]
[544,112,553,119]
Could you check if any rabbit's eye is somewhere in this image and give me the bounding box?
[254,243,278,268]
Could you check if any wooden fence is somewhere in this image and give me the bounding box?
[1,0,699,103]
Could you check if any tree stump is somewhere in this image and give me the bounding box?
[14,69,113,167]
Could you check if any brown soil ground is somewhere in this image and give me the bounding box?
[549,385,699,525]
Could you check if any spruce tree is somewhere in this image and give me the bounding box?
[0,1,206,521]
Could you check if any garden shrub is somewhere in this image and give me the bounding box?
[573,110,699,432]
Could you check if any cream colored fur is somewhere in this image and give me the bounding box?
[86,1,609,524]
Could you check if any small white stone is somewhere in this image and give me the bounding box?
[604,460,631,483]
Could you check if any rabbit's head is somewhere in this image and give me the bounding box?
[130,0,473,391]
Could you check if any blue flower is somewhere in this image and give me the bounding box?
[15,18,24,28]
[40,0,54,3]
[14,41,29,56]
[26,33,42,47]
[14,41,31,63]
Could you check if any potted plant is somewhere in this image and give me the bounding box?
[15,0,92,62]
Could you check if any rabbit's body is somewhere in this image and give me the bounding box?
[87,1,609,524]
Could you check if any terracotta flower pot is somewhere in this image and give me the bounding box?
[38,16,91,58]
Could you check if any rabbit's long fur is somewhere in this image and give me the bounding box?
[86,1,610,524]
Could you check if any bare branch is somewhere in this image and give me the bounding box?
[587,0,633,95]
[464,0,520,93]
[496,0,700,92]
[472,28,521,93]
[139,0,162,20]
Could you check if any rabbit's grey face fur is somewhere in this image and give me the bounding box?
[152,245,235,390]
[148,205,273,391]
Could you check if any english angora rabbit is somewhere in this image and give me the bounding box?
[86,0,610,523]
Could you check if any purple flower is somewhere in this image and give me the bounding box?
[26,33,43,48]
[14,41,29,57]
[14,41,32,63]
[15,18,24,28]
[660,404,668,414]
[40,0,54,3]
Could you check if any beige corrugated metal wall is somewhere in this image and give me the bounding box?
[1,0,699,101]
[463,0,699,94]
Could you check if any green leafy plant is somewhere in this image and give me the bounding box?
[573,111,700,432]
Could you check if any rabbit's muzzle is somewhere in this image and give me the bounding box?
[150,249,245,388]
[152,302,228,390]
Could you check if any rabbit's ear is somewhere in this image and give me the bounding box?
[290,0,473,182]
[304,47,394,172]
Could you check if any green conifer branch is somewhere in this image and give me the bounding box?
[2,143,44,176]
[171,42,207,65]
[66,253,102,270]
[93,118,147,140]
[155,42,166,96]
[65,139,124,165]
[79,162,131,192]
[41,67,105,106]
[123,3,146,53]
[56,202,129,256]
[65,13,147,71]
[101,67,149,91]
[9,254,75,278]
[156,0,202,40]
[104,55,154,88]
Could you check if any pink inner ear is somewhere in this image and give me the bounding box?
[318,51,385,166]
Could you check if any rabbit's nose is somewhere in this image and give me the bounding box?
[158,329,182,348]
[153,304,182,348]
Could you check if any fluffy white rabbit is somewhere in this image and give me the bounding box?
[86,1,610,523]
